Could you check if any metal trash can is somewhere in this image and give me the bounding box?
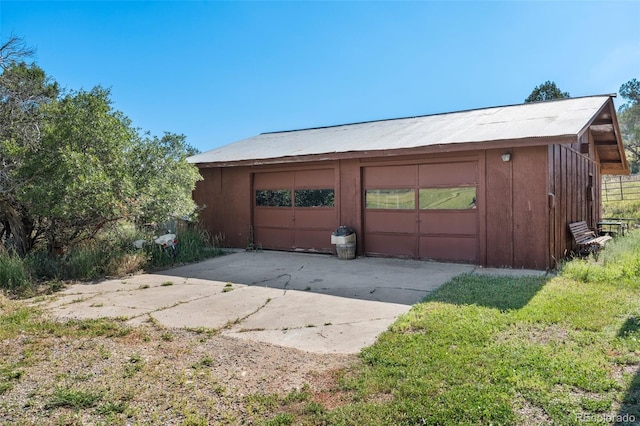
[331,226,356,260]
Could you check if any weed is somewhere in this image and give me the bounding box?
[284,386,311,403]
[46,387,102,410]
[122,354,144,378]
[161,331,174,341]
[303,401,326,416]
[265,413,295,425]
[0,367,24,395]
[223,282,233,293]
[95,400,127,415]
[138,284,150,289]
[98,345,111,360]
[192,356,214,369]
[161,281,174,286]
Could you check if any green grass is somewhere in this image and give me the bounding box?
[46,387,103,410]
[0,249,32,296]
[3,229,640,424]
[275,231,640,425]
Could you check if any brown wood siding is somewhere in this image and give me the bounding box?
[338,159,362,252]
[485,149,514,267]
[485,146,549,269]
[513,146,549,269]
[547,137,600,266]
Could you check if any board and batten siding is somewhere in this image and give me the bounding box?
[547,134,601,269]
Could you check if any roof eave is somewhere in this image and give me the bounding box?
[578,97,630,176]
[193,135,578,168]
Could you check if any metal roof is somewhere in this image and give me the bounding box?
[189,95,615,165]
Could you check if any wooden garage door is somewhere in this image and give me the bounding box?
[363,162,479,262]
[253,169,336,253]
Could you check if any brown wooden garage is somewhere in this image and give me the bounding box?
[190,95,629,270]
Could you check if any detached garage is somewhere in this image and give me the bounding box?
[189,95,629,270]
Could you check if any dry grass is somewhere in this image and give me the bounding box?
[0,297,356,425]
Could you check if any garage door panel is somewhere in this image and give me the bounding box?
[364,211,416,234]
[364,162,480,263]
[419,211,478,235]
[419,236,478,262]
[254,171,294,189]
[254,208,293,227]
[294,230,333,252]
[294,209,335,228]
[254,228,293,250]
[253,170,336,253]
[363,165,416,187]
[294,169,334,187]
[419,162,477,186]
[365,234,416,257]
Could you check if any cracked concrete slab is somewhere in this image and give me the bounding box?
[38,251,547,354]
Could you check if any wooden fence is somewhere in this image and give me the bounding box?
[602,174,640,202]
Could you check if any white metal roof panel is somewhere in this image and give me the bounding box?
[188,95,611,164]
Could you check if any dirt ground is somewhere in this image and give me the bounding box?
[0,320,358,425]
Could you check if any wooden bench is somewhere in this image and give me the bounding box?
[569,221,612,254]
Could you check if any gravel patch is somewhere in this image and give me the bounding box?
[0,321,357,425]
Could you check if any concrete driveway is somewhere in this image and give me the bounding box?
[41,251,546,354]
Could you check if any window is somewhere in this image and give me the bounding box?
[255,189,291,207]
[294,189,335,207]
[419,187,476,209]
[365,189,415,209]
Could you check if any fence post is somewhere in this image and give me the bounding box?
[619,176,624,201]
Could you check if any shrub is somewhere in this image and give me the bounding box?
[0,249,33,296]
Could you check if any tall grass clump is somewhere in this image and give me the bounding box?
[0,249,33,296]
[174,227,222,263]
[59,225,149,280]
[603,199,640,220]
[562,229,640,287]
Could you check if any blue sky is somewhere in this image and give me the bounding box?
[2,1,639,153]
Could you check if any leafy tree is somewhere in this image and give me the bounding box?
[525,81,570,103]
[18,87,139,251]
[0,38,58,255]
[618,78,640,173]
[128,132,202,226]
[0,36,202,255]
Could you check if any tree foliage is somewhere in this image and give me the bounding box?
[525,81,570,103]
[0,36,202,255]
[618,78,640,174]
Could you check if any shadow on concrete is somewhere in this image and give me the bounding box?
[156,250,479,306]
[421,273,551,311]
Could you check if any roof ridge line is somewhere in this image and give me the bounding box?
[260,94,616,135]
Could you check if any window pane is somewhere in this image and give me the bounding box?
[294,189,335,207]
[365,189,415,209]
[255,189,291,207]
[419,187,476,209]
